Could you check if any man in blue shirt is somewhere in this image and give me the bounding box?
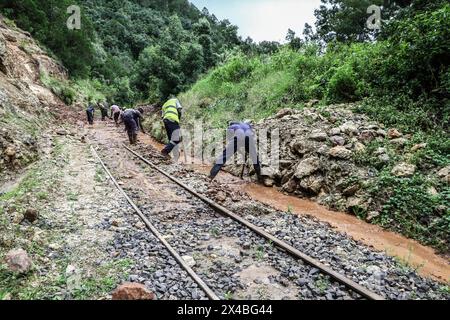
[86,104,95,125]
[121,108,146,145]
[209,121,262,181]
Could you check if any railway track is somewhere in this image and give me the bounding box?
[91,145,384,301]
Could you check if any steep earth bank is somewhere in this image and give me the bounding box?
[0,16,77,181]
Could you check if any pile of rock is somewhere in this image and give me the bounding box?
[226,105,446,220]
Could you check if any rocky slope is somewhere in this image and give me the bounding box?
[0,16,69,179]
[226,105,449,252]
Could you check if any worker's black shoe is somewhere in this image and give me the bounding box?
[257,174,264,184]
[160,150,171,159]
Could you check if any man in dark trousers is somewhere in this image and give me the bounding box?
[209,121,262,181]
[121,108,146,145]
[161,98,183,157]
[99,101,109,121]
[110,104,122,126]
[86,103,95,125]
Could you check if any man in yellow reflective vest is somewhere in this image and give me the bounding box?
[161,97,183,157]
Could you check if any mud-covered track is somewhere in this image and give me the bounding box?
[122,145,385,301]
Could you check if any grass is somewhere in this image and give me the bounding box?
[0,167,40,203]
[40,72,107,106]
[66,191,79,202]
[314,277,330,294]
[70,259,133,300]
[224,291,234,300]
[95,165,106,183]
[254,245,266,262]
[209,227,221,238]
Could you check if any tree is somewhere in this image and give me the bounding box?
[285,29,303,50]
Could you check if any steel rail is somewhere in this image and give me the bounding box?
[91,146,220,301]
[124,145,385,301]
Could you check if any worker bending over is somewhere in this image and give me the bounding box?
[99,101,109,121]
[110,104,122,126]
[161,98,183,157]
[209,121,262,181]
[121,108,146,145]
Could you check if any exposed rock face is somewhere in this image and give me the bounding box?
[5,248,32,273]
[437,166,450,183]
[295,157,320,178]
[0,15,69,178]
[112,283,155,300]
[392,163,416,177]
[329,146,352,160]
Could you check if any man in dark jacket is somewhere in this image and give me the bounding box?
[86,104,95,125]
[110,104,122,126]
[209,121,262,181]
[99,101,109,121]
[121,108,146,145]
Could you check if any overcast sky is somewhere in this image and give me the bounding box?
[190,0,323,43]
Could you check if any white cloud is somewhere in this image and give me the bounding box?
[238,0,320,42]
[190,0,322,43]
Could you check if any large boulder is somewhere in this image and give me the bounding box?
[299,175,324,195]
[5,248,32,274]
[295,157,320,178]
[339,121,358,136]
[437,166,450,183]
[291,140,312,156]
[392,163,416,177]
[275,108,294,119]
[309,130,328,142]
[112,283,155,300]
[329,146,353,160]
[330,136,346,146]
[358,130,376,143]
[387,128,402,139]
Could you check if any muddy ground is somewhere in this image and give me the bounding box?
[0,120,449,300]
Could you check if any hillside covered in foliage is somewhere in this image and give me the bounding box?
[0,0,246,104]
[175,0,449,251]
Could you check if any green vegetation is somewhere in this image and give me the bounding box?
[178,1,449,251]
[224,291,234,300]
[368,170,449,249]
[0,0,95,77]
[1,0,246,105]
[181,2,449,131]
[254,245,266,262]
[315,277,330,295]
